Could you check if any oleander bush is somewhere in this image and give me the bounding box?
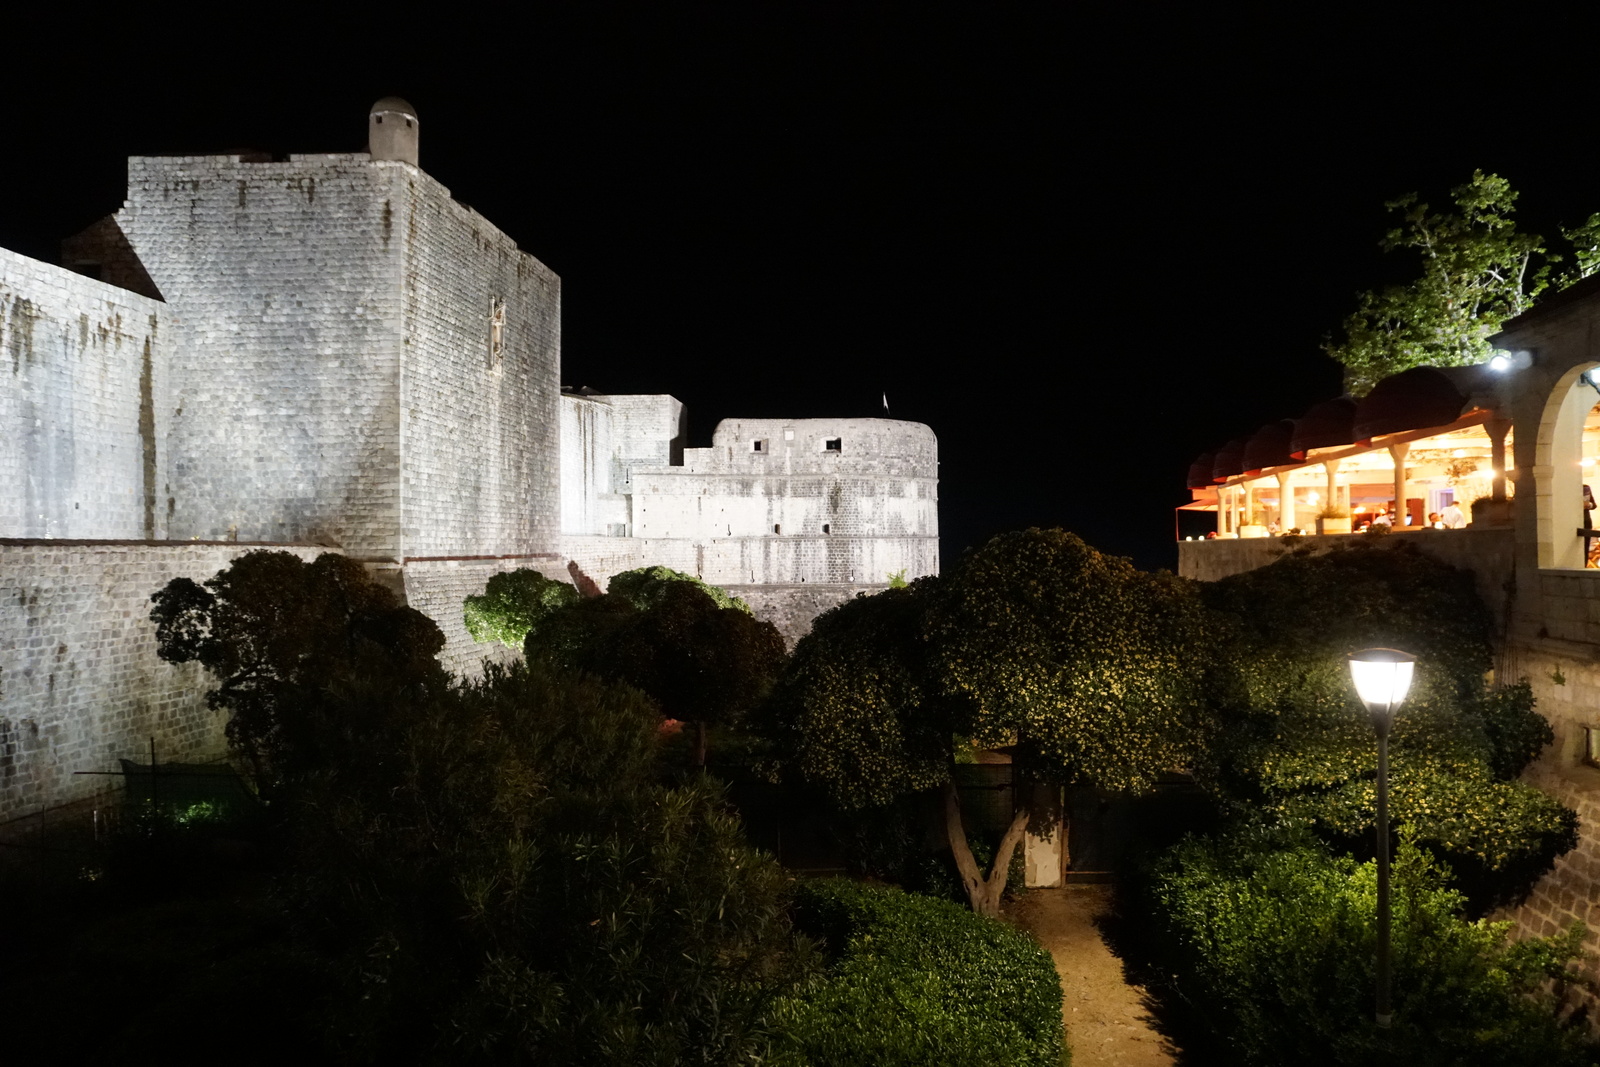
[764,879,1065,1067]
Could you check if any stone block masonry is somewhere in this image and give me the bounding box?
[0,249,173,540]
[117,154,410,557]
[0,540,329,826]
[404,556,566,678]
[400,175,561,560]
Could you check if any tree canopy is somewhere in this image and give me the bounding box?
[462,567,579,648]
[148,550,448,787]
[762,528,1212,913]
[1325,171,1549,395]
[284,660,805,1064]
[479,566,785,765]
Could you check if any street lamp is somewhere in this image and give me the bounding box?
[1347,647,1415,1030]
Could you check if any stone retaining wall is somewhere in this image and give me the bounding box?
[0,540,328,825]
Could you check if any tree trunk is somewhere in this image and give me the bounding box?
[942,781,1031,918]
[694,720,708,767]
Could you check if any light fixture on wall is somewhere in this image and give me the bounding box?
[1488,349,1532,372]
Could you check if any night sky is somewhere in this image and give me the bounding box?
[8,8,1600,571]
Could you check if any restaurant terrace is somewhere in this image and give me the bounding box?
[1181,364,1521,542]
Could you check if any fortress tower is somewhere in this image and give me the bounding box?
[0,99,937,822]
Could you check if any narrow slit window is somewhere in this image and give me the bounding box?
[773,524,781,534]
[822,523,830,534]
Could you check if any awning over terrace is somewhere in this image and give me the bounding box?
[1181,363,1513,540]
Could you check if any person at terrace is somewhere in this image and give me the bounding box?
[1441,501,1465,529]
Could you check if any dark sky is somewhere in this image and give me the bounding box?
[8,8,1600,570]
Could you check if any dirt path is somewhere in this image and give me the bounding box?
[1007,885,1176,1067]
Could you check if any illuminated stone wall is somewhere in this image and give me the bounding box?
[0,249,172,540]
[629,416,939,586]
[399,176,561,560]
[555,408,938,644]
[0,540,328,824]
[117,154,406,556]
[0,118,947,821]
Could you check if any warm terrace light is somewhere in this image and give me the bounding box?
[1347,646,1415,1030]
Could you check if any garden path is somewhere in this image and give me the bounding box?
[1007,885,1176,1067]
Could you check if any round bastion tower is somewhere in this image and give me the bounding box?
[368,96,419,165]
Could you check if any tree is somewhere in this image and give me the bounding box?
[1326,171,1549,395]
[519,567,786,766]
[278,660,808,1063]
[762,529,1211,916]
[148,550,448,789]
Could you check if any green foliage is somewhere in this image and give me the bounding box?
[1325,171,1549,395]
[1147,829,1591,1066]
[1198,542,1573,905]
[148,550,448,787]
[525,576,786,764]
[607,565,752,613]
[764,530,1211,812]
[924,529,1211,792]
[765,880,1063,1067]
[886,568,908,588]
[1479,681,1554,780]
[761,585,951,809]
[285,660,805,1064]
[462,567,579,647]
[1562,211,1600,283]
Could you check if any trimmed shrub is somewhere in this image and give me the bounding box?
[1146,827,1591,1066]
[1198,543,1574,907]
[462,567,579,648]
[765,879,1064,1066]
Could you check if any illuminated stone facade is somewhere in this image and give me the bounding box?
[0,100,939,822]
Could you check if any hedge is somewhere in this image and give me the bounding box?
[1146,828,1591,1066]
[764,879,1065,1066]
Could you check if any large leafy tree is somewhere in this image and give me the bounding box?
[1326,171,1549,395]
[148,550,448,789]
[763,529,1212,916]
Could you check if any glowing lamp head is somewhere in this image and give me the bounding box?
[1488,353,1513,372]
[1348,648,1415,731]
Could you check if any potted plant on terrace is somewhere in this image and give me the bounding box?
[1316,505,1352,535]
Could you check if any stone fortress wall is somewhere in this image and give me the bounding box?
[0,99,940,823]
[0,540,330,824]
[115,155,408,555]
[1,249,173,541]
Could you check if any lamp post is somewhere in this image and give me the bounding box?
[1347,647,1415,1030]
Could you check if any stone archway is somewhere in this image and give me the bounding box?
[1533,362,1600,569]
